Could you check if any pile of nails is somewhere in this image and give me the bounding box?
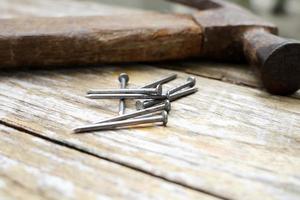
[73,73,198,133]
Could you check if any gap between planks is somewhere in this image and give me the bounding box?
[0,124,219,200]
[0,122,226,200]
[1,1,299,198]
[0,65,299,200]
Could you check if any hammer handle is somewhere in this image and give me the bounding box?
[0,14,202,69]
[242,28,300,95]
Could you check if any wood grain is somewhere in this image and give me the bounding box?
[0,0,261,92]
[0,0,265,92]
[0,1,299,199]
[0,13,202,68]
[0,65,299,200]
[158,61,300,98]
[0,0,202,69]
[158,61,261,88]
[0,125,216,200]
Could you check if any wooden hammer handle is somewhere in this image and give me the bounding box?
[0,14,203,69]
[242,28,300,95]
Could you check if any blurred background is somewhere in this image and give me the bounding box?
[1,0,299,40]
[98,0,300,40]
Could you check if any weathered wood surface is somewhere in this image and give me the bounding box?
[0,125,213,200]
[0,0,203,69]
[0,13,202,68]
[159,61,261,88]
[0,66,299,200]
[0,0,300,200]
[159,61,300,98]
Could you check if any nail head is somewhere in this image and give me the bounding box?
[187,76,196,87]
[162,111,168,126]
[119,73,129,83]
[164,100,171,112]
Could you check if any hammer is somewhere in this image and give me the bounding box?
[170,0,300,95]
[0,0,299,95]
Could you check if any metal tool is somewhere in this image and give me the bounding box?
[136,87,198,110]
[141,74,177,88]
[73,111,168,133]
[169,0,300,95]
[86,93,166,100]
[167,76,196,95]
[118,73,129,115]
[87,84,162,95]
[94,100,171,124]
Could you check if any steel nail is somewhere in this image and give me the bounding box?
[142,74,177,88]
[73,111,168,133]
[168,76,196,95]
[94,100,171,124]
[87,84,162,95]
[136,87,198,110]
[167,87,198,101]
[134,111,165,119]
[118,73,129,115]
[86,93,166,100]
[136,99,162,110]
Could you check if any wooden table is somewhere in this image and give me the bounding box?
[0,1,299,199]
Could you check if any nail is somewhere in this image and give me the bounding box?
[168,76,196,95]
[136,87,198,110]
[168,87,198,101]
[118,73,129,115]
[142,74,177,88]
[73,111,168,133]
[134,111,166,119]
[94,100,171,124]
[86,93,166,100]
[87,84,162,95]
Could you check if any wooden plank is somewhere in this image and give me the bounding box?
[0,173,42,200]
[158,61,300,98]
[158,61,261,88]
[0,125,215,200]
[0,1,299,199]
[0,65,299,200]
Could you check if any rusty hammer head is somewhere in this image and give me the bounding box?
[169,0,300,95]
